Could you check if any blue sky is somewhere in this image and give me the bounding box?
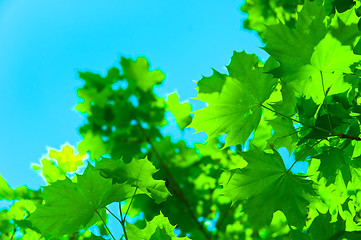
[0,0,268,190]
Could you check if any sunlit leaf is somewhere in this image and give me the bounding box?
[0,175,14,200]
[120,57,165,92]
[190,51,277,147]
[166,93,192,130]
[48,144,86,172]
[127,213,191,239]
[96,157,170,204]
[28,164,135,237]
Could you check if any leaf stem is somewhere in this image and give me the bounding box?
[272,127,308,143]
[261,104,330,134]
[137,122,212,240]
[119,202,124,221]
[124,187,138,220]
[105,207,122,225]
[9,223,16,240]
[337,133,361,141]
[320,70,334,134]
[113,187,137,240]
[95,210,116,240]
[286,137,326,173]
[119,203,129,240]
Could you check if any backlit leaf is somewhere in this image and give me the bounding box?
[0,175,14,200]
[166,93,192,130]
[190,52,277,147]
[48,144,85,172]
[28,164,135,237]
[120,57,165,92]
[126,213,191,239]
[96,157,170,204]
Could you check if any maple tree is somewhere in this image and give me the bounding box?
[1,0,361,239]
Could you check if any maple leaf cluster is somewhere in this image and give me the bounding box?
[1,0,361,239]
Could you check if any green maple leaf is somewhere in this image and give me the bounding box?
[270,83,297,116]
[355,39,361,55]
[8,199,36,220]
[241,0,301,34]
[304,33,361,103]
[96,157,170,204]
[314,148,352,186]
[222,148,315,229]
[120,57,165,92]
[78,131,107,160]
[309,213,346,240]
[76,87,113,114]
[190,51,277,147]
[330,7,360,47]
[267,116,297,154]
[149,227,172,240]
[166,93,192,130]
[289,229,312,240]
[126,213,191,240]
[0,175,14,200]
[78,71,114,92]
[28,164,135,237]
[265,1,361,103]
[32,158,66,184]
[305,113,346,140]
[264,1,327,79]
[18,229,44,240]
[332,0,356,13]
[0,210,13,236]
[197,69,226,94]
[48,144,86,172]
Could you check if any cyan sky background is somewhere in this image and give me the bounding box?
[0,0,270,190]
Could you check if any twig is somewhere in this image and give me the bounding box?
[320,70,334,134]
[124,187,138,220]
[105,207,122,224]
[119,202,129,240]
[261,104,330,134]
[337,133,361,141]
[271,127,309,144]
[95,210,116,240]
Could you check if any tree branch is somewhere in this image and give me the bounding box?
[337,133,361,141]
[214,204,233,240]
[137,123,212,240]
[261,104,330,134]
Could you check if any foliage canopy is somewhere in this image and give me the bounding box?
[1,0,361,239]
